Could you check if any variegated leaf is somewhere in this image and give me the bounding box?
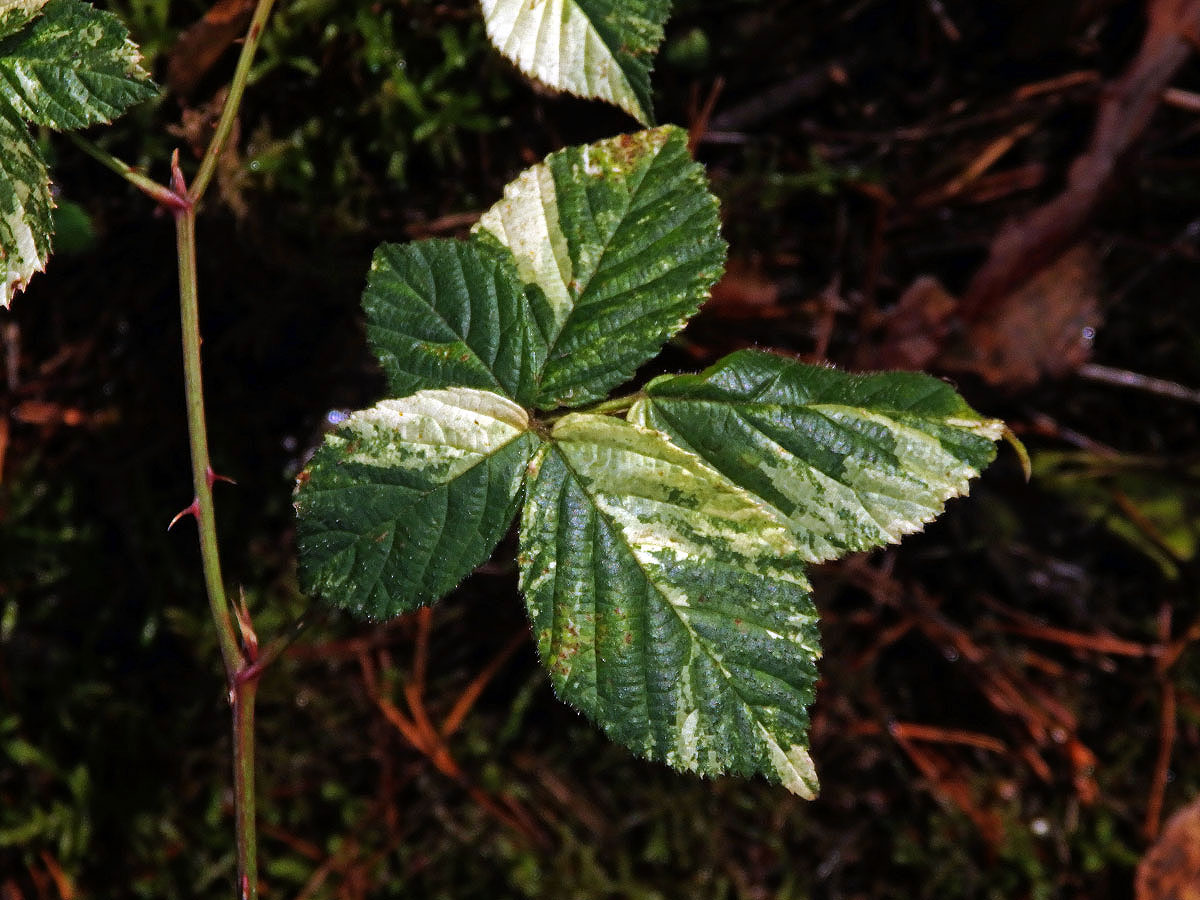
[474,126,726,409]
[296,388,541,618]
[0,0,48,37]
[630,350,1004,563]
[0,110,51,307]
[479,0,670,125]
[520,413,821,798]
[0,0,155,306]
[0,0,155,130]
[363,238,549,405]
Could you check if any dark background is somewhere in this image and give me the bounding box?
[2,0,1198,897]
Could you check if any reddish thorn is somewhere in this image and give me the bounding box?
[168,498,200,531]
[207,466,237,489]
[169,148,189,199]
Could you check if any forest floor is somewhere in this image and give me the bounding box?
[2,0,1199,897]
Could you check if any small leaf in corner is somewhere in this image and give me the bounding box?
[479,0,671,125]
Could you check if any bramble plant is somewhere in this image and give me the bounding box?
[0,0,155,305]
[293,126,1006,799]
[2,0,1011,893]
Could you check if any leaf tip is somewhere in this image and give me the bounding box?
[770,740,819,800]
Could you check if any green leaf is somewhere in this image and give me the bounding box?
[630,349,1004,563]
[0,109,50,307]
[363,238,548,405]
[0,0,155,306]
[520,413,821,798]
[475,126,726,409]
[478,0,670,125]
[0,0,156,130]
[296,388,541,618]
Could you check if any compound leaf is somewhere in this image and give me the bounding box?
[478,0,670,125]
[475,125,726,409]
[520,413,821,798]
[0,0,155,130]
[296,388,540,618]
[363,238,548,405]
[630,349,1004,563]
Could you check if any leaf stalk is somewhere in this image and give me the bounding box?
[188,0,277,204]
[67,133,188,210]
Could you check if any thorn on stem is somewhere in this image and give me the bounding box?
[234,587,259,663]
[168,498,200,531]
[170,149,189,199]
[207,466,237,489]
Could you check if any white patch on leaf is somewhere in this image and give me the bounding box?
[475,162,573,330]
[335,388,529,476]
[762,732,819,800]
[478,0,645,123]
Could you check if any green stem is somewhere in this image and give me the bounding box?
[68,134,187,209]
[79,0,281,892]
[189,0,277,204]
[173,0,279,893]
[174,164,262,900]
[233,679,259,900]
[173,196,242,683]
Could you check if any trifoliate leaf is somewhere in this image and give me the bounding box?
[520,413,821,798]
[630,350,1004,563]
[0,110,51,307]
[475,126,726,409]
[0,0,156,130]
[478,0,670,125]
[296,388,540,618]
[363,239,549,405]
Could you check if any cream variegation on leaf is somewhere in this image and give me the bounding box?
[0,0,154,307]
[296,127,1008,799]
[478,0,670,124]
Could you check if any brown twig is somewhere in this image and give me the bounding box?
[1145,605,1178,840]
[441,629,527,739]
[1077,362,1200,407]
[962,0,1200,318]
[889,721,1008,753]
[687,78,724,153]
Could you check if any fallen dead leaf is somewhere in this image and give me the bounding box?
[948,243,1101,387]
[857,275,958,371]
[167,0,256,99]
[705,258,785,320]
[1137,795,1200,900]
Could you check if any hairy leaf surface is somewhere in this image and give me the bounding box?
[478,0,670,124]
[363,239,548,404]
[475,126,726,409]
[296,388,540,618]
[520,414,821,797]
[630,350,1004,562]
